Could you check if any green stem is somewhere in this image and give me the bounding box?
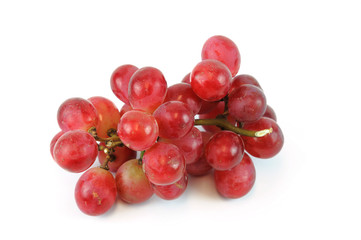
[194,118,272,137]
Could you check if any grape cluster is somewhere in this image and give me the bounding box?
[50,35,284,216]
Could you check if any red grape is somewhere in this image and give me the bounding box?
[159,127,203,164]
[117,110,159,151]
[201,35,241,77]
[198,100,218,114]
[53,130,98,173]
[98,143,136,172]
[181,73,191,84]
[198,101,236,133]
[241,117,284,159]
[75,167,117,216]
[214,153,255,198]
[205,131,244,171]
[228,84,267,123]
[143,142,185,185]
[229,74,262,93]
[119,104,132,118]
[88,96,120,138]
[191,59,232,102]
[153,174,188,200]
[164,83,202,115]
[186,131,213,176]
[115,159,153,204]
[57,98,99,132]
[128,67,167,113]
[153,101,194,139]
[50,131,64,159]
[263,105,277,121]
[110,64,138,105]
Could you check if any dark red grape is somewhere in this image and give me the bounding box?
[75,167,117,216]
[153,101,194,139]
[205,131,244,171]
[117,110,159,151]
[50,131,64,159]
[115,159,153,204]
[186,131,213,176]
[98,143,136,172]
[263,105,277,121]
[128,67,167,113]
[229,74,261,93]
[57,98,99,132]
[191,59,231,102]
[241,117,284,159]
[110,64,138,105]
[181,73,191,84]
[214,153,255,198]
[53,130,98,173]
[201,35,241,77]
[159,127,203,164]
[164,83,202,115]
[143,142,185,185]
[88,96,120,138]
[228,84,267,122]
[153,174,188,200]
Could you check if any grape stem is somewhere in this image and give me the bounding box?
[194,118,272,137]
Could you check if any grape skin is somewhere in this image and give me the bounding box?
[57,97,99,132]
[117,110,159,151]
[115,159,153,204]
[75,167,117,216]
[143,142,185,185]
[53,130,98,173]
[214,153,255,198]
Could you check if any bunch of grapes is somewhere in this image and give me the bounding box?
[51,35,284,216]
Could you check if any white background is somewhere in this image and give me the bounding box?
[1,0,360,239]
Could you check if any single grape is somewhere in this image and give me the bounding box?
[198,101,236,133]
[117,110,159,151]
[181,73,191,84]
[88,96,120,138]
[191,59,232,102]
[228,84,267,123]
[198,100,218,114]
[152,174,188,200]
[115,159,153,204]
[186,131,213,176]
[57,98,99,132]
[229,74,262,93]
[153,101,194,139]
[128,67,167,113]
[263,105,277,121]
[241,117,284,159]
[119,104,132,118]
[110,64,138,105]
[164,83,202,115]
[98,143,136,172]
[214,153,255,198]
[205,131,244,171]
[50,131,64,159]
[201,35,241,77]
[75,167,117,216]
[143,142,185,185]
[53,130,98,173]
[159,127,203,164]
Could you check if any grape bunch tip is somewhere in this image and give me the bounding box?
[51,35,284,216]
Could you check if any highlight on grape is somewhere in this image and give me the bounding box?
[51,35,284,216]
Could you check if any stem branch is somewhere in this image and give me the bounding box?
[194,118,272,137]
